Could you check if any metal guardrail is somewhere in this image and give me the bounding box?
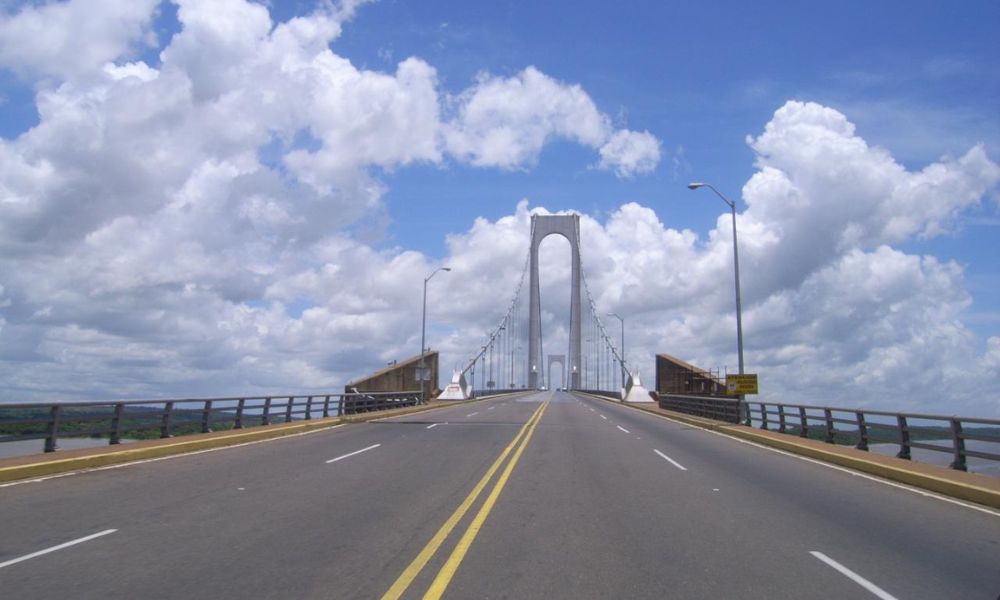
[657,393,742,424]
[656,393,1000,472]
[470,387,530,397]
[0,391,423,454]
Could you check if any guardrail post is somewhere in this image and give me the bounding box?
[201,400,213,433]
[895,415,910,460]
[338,395,345,417]
[110,402,125,445]
[235,398,245,429]
[949,418,967,472]
[743,400,752,426]
[305,396,313,420]
[44,405,62,453]
[760,403,769,430]
[262,397,271,425]
[823,408,835,444]
[855,411,868,451]
[798,406,808,438]
[322,395,330,418]
[777,404,786,433]
[160,401,174,438]
[285,396,294,422]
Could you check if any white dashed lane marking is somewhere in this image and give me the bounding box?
[0,529,117,570]
[326,444,381,464]
[654,449,688,471]
[810,551,899,600]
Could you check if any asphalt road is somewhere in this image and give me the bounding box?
[1,391,998,599]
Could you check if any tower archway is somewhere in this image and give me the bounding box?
[547,354,565,390]
[528,214,582,389]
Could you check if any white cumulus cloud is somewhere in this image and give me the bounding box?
[0,0,159,80]
[0,2,996,420]
[443,66,661,177]
[0,0,662,402]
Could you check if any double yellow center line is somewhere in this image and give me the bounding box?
[381,400,549,600]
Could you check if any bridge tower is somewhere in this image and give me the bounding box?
[528,214,582,390]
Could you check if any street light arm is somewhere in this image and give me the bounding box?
[425,266,452,283]
[689,182,735,209]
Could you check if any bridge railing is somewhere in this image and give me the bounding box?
[656,393,1000,472]
[470,387,530,398]
[744,400,1000,472]
[0,390,423,454]
[657,393,742,424]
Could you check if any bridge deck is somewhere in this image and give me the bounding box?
[1,391,997,599]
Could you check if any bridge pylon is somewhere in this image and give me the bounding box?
[528,214,582,390]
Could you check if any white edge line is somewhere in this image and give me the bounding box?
[0,529,117,569]
[600,402,1000,518]
[426,423,439,430]
[617,425,631,434]
[654,449,688,471]
[0,424,347,489]
[810,551,899,600]
[325,443,381,464]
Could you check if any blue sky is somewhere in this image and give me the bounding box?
[337,5,998,254]
[339,0,1000,343]
[0,0,998,414]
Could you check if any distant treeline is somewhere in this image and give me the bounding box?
[0,405,243,440]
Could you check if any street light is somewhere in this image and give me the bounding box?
[490,325,505,390]
[419,267,451,396]
[607,313,625,388]
[687,182,744,376]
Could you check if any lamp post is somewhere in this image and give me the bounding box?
[498,324,506,389]
[420,267,451,398]
[607,313,625,388]
[687,182,744,376]
[489,326,504,390]
[511,344,517,389]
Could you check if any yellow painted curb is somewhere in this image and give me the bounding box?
[0,399,478,484]
[588,395,1000,510]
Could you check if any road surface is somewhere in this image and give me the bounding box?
[1,391,998,599]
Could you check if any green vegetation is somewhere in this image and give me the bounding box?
[0,405,250,441]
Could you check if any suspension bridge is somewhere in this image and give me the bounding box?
[1,215,999,599]
[441,214,647,403]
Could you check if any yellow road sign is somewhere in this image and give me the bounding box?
[726,374,758,395]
